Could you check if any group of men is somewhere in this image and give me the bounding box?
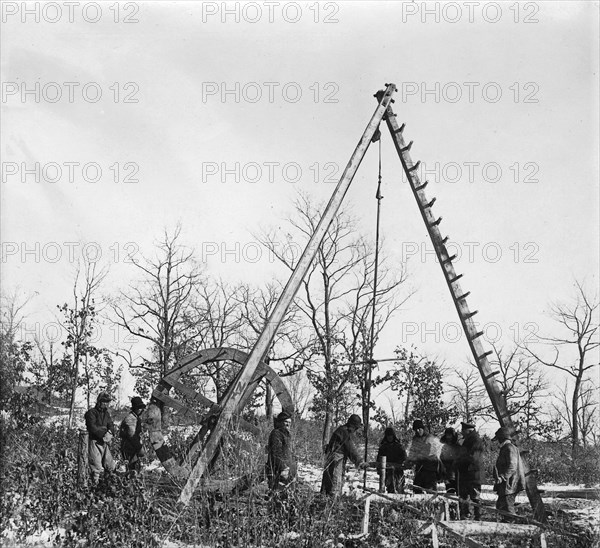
[84,392,147,485]
[85,392,526,521]
[315,415,526,521]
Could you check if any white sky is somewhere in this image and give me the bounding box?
[1,1,599,409]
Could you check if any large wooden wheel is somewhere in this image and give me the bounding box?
[144,347,293,491]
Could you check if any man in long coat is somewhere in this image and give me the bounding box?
[320,414,367,496]
[84,392,117,484]
[455,421,484,520]
[265,411,296,490]
[493,426,526,521]
[376,426,407,493]
[119,396,146,473]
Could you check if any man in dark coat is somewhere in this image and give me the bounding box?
[321,414,367,496]
[439,427,464,494]
[455,421,484,520]
[84,392,117,484]
[493,426,526,521]
[119,396,147,473]
[265,411,296,490]
[377,426,407,493]
[406,419,441,494]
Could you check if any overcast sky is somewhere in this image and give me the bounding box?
[1,1,598,406]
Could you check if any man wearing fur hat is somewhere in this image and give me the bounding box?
[84,392,117,484]
[321,414,368,496]
[120,396,147,473]
[493,426,526,521]
[265,410,296,490]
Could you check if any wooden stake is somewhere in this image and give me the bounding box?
[77,429,88,487]
[379,456,386,493]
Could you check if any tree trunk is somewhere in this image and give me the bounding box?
[572,372,582,457]
[265,382,273,420]
[323,405,333,453]
[68,350,80,428]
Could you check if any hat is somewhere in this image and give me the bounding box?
[493,427,511,441]
[384,426,396,437]
[97,392,112,403]
[131,396,146,410]
[276,411,291,422]
[348,414,363,428]
[461,421,475,430]
[412,419,425,430]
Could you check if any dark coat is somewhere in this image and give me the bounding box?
[377,437,406,470]
[456,430,484,484]
[321,424,363,495]
[85,404,115,444]
[266,425,294,476]
[325,424,363,466]
[120,411,142,456]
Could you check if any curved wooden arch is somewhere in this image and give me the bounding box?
[144,347,294,488]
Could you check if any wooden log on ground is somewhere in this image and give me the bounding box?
[416,520,542,536]
[77,429,88,487]
[543,488,600,500]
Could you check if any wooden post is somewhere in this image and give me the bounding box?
[379,456,386,493]
[362,495,372,535]
[77,429,88,487]
[430,523,439,548]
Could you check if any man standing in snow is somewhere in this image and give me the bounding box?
[321,414,368,496]
[84,392,117,485]
[455,421,484,520]
[119,396,147,474]
[265,410,296,491]
[493,426,526,521]
[376,426,407,493]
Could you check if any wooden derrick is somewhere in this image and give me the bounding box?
[145,346,294,492]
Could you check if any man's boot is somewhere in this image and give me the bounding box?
[473,501,481,521]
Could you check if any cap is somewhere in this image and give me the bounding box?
[412,419,425,431]
[493,427,511,441]
[461,421,475,430]
[348,414,363,428]
[276,411,291,422]
[131,396,146,410]
[97,392,112,403]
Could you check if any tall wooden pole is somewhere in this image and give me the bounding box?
[178,84,398,505]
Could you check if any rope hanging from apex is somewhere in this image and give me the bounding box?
[363,127,384,485]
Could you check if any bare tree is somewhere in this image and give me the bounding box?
[525,280,599,451]
[258,193,410,447]
[448,367,486,423]
[179,278,245,403]
[112,226,203,396]
[283,370,314,419]
[553,377,599,448]
[0,290,33,407]
[57,258,108,427]
[482,343,548,438]
[236,281,315,418]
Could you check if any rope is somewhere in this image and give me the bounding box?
[363,131,384,486]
